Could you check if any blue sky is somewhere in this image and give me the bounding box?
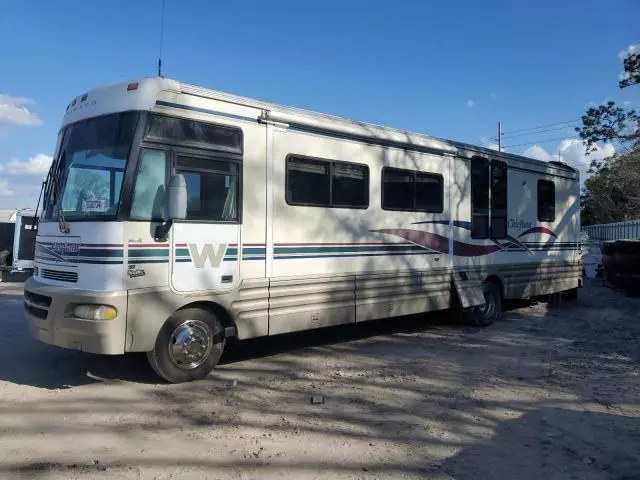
[1,0,638,209]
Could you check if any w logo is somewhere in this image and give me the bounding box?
[188,244,227,268]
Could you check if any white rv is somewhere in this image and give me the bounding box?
[24,78,581,382]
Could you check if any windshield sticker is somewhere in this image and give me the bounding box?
[83,199,107,212]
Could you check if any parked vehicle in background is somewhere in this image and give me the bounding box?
[0,209,37,278]
[24,78,582,382]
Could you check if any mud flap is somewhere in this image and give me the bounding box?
[452,272,486,308]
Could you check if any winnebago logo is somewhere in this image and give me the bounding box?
[36,242,80,263]
[508,219,533,230]
[188,244,227,268]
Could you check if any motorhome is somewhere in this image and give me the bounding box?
[24,78,581,382]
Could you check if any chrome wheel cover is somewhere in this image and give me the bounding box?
[168,320,213,370]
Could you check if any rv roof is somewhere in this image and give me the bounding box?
[178,80,578,175]
[68,77,578,177]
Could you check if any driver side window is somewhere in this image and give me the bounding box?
[130,149,167,220]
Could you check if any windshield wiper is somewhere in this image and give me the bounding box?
[31,174,48,231]
[51,151,70,234]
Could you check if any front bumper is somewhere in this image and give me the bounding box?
[24,277,127,355]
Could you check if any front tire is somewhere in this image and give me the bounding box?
[463,281,502,327]
[147,308,225,383]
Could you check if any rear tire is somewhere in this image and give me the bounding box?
[463,281,502,327]
[147,308,225,383]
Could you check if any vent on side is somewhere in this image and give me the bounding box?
[42,269,78,283]
[24,290,52,307]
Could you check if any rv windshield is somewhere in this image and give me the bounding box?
[44,112,139,220]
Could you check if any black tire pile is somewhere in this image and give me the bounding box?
[601,240,640,297]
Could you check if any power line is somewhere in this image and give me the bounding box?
[501,124,577,139]
[502,118,580,135]
[503,135,580,149]
[481,118,582,146]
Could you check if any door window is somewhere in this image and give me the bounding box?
[177,155,239,222]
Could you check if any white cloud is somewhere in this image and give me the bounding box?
[523,139,615,182]
[486,143,500,151]
[0,180,14,198]
[466,99,475,108]
[0,94,43,127]
[618,44,639,60]
[523,145,555,162]
[5,154,52,175]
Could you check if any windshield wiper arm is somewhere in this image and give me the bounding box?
[51,151,70,234]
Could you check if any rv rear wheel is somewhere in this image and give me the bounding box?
[147,308,225,383]
[463,281,502,327]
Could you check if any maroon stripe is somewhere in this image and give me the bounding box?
[370,229,450,253]
[128,243,169,248]
[453,241,502,256]
[518,226,557,238]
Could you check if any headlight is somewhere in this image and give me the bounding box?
[71,304,118,320]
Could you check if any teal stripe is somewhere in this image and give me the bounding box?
[129,259,168,264]
[274,245,424,255]
[242,247,266,254]
[275,251,437,260]
[129,249,170,258]
[175,247,238,256]
[77,259,124,265]
[79,249,123,258]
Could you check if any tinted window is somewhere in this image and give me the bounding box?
[415,172,443,212]
[332,162,368,207]
[382,169,414,210]
[538,179,555,222]
[130,149,167,220]
[177,156,239,222]
[146,115,242,153]
[286,156,368,208]
[471,157,490,239]
[382,168,443,212]
[287,157,330,206]
[490,161,508,238]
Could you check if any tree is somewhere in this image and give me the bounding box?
[575,49,639,159]
[576,102,638,158]
[619,51,640,89]
[577,45,640,224]
[580,150,640,224]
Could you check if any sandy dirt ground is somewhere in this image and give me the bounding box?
[0,280,638,480]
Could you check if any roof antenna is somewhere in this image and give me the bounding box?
[157,0,165,77]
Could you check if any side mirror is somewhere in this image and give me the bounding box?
[166,173,187,220]
[154,174,187,241]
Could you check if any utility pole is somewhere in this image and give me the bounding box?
[498,122,502,152]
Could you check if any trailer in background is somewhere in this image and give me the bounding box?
[0,209,37,280]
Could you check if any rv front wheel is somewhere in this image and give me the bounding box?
[147,308,225,383]
[463,281,502,327]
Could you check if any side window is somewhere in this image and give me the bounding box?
[382,169,413,210]
[538,179,555,222]
[491,161,508,239]
[416,172,444,212]
[286,157,330,206]
[130,149,167,220]
[471,157,490,239]
[177,155,239,222]
[332,162,368,207]
[382,167,443,212]
[286,156,369,208]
